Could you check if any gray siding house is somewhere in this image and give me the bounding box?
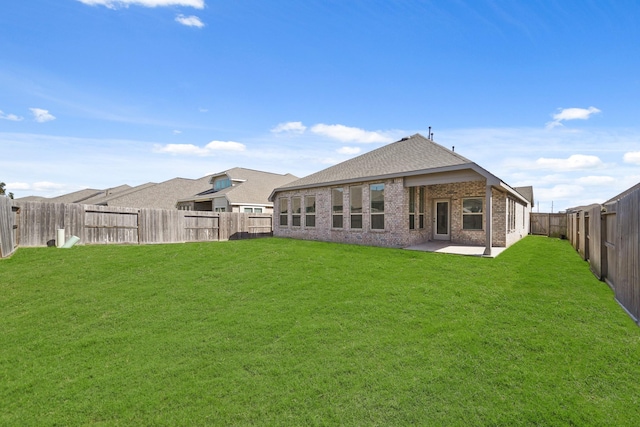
[270,134,532,255]
[177,167,298,213]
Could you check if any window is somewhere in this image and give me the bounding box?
[507,198,516,232]
[409,187,416,230]
[305,196,316,227]
[292,197,301,227]
[332,188,344,228]
[350,186,362,229]
[213,178,232,191]
[254,208,263,214]
[418,187,425,229]
[408,187,424,230]
[370,183,385,230]
[462,198,483,230]
[214,207,226,212]
[279,198,288,226]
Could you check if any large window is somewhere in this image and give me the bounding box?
[279,198,288,226]
[409,186,425,230]
[370,183,385,230]
[305,196,316,227]
[292,197,301,227]
[462,198,483,230]
[332,188,344,228]
[350,186,363,229]
[213,178,231,191]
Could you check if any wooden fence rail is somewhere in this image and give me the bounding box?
[567,185,640,324]
[5,201,273,251]
[0,197,18,258]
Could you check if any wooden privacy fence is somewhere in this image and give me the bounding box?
[11,201,273,249]
[567,185,640,324]
[530,213,567,238]
[0,197,19,258]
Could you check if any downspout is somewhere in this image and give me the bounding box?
[484,184,493,256]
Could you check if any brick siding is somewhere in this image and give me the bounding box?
[274,178,528,248]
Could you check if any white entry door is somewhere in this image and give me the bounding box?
[433,199,450,240]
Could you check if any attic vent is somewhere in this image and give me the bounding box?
[401,137,410,141]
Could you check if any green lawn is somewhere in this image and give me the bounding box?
[1,236,639,426]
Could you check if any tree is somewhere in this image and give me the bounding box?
[0,182,13,199]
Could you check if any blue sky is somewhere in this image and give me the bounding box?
[2,0,639,212]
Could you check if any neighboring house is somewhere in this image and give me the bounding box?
[17,188,115,204]
[92,177,212,210]
[177,167,298,213]
[17,177,214,210]
[270,133,533,255]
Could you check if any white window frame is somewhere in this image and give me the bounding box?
[305,195,316,228]
[279,198,288,226]
[332,188,344,229]
[462,197,484,231]
[350,186,363,229]
[370,183,385,230]
[292,197,301,227]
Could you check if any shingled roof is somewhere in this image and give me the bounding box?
[100,177,212,209]
[17,188,103,204]
[271,133,530,205]
[275,133,475,191]
[180,168,298,206]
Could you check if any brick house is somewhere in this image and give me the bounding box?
[269,134,533,255]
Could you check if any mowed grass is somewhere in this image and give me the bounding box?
[1,236,639,426]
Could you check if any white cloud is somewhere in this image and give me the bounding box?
[536,184,585,201]
[9,181,66,192]
[172,130,182,134]
[623,151,640,165]
[154,140,246,156]
[310,123,393,143]
[6,182,30,190]
[546,106,601,129]
[337,146,361,155]
[204,140,246,152]
[271,121,307,134]
[575,175,615,186]
[0,110,23,121]
[77,0,205,9]
[175,14,204,28]
[154,143,206,155]
[535,154,604,171]
[30,108,56,123]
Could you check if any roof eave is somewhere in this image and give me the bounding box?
[269,162,530,206]
[270,163,489,201]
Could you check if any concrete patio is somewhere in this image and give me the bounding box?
[404,241,507,258]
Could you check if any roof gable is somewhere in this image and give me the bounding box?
[270,133,531,206]
[182,168,298,205]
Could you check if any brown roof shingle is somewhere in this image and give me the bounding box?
[276,133,473,191]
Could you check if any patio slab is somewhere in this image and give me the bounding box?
[404,241,507,258]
